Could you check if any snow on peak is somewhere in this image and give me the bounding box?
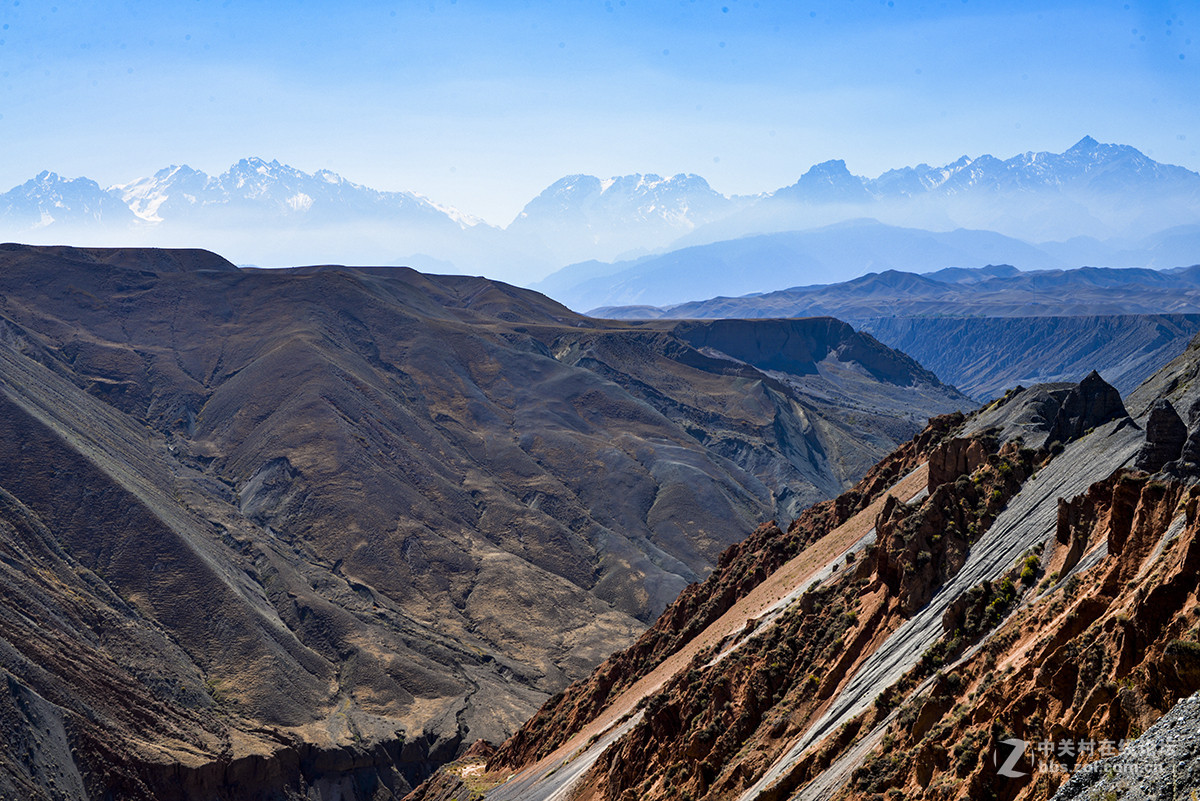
[286,192,314,212]
[118,180,171,222]
[410,191,486,228]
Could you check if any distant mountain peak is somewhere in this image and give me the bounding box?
[510,170,739,261]
[2,171,133,228]
[805,158,852,176]
[538,172,718,198]
[79,158,485,233]
[236,156,279,169]
[774,158,870,203]
[2,137,1198,271]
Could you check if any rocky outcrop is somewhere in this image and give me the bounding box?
[1055,475,1124,576]
[875,439,1037,615]
[840,473,1200,801]
[1164,399,1200,476]
[926,436,990,493]
[964,382,1075,448]
[965,372,1130,452]
[1168,427,1200,476]
[1134,399,1187,473]
[1183,424,1200,456]
[1047,370,1128,445]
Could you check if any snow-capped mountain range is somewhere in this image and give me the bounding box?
[3,171,141,229]
[1,137,1197,280]
[840,136,1197,198]
[115,158,484,229]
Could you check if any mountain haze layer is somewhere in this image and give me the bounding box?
[2,137,1197,279]
[536,221,1068,311]
[716,135,1200,245]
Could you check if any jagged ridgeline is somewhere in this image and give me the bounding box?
[0,245,968,800]
[414,358,1200,800]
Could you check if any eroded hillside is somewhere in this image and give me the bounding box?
[0,245,967,799]
[417,363,1200,800]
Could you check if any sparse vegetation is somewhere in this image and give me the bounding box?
[1166,639,1200,659]
[1019,552,1041,586]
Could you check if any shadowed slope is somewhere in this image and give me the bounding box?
[431,355,1200,800]
[0,245,968,799]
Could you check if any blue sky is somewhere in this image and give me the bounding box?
[0,0,1195,224]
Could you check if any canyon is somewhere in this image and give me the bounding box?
[0,245,967,799]
[410,347,1200,800]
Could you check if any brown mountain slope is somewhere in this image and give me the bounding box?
[860,314,1200,402]
[484,413,962,773]
[594,268,1200,405]
[0,244,967,799]
[425,356,1200,800]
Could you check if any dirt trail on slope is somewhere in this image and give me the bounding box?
[486,464,929,801]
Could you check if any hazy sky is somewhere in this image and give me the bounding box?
[0,0,1195,224]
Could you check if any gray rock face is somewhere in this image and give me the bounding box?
[1134,399,1187,473]
[1051,692,1200,801]
[1183,397,1200,427]
[1165,424,1200,478]
[1048,370,1129,445]
[964,382,1075,448]
[1175,428,1200,469]
[965,372,1129,450]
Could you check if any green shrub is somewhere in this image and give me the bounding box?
[1166,639,1200,658]
[1020,552,1040,586]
